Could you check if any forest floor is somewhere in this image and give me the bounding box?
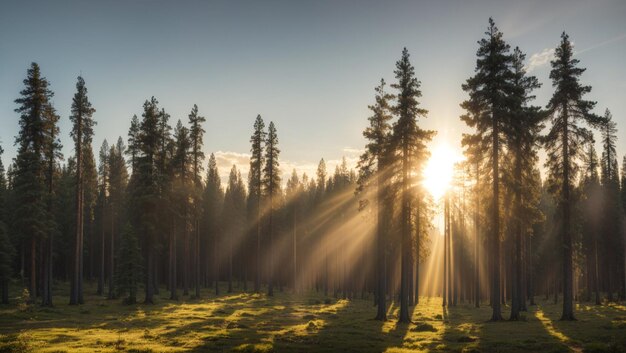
[1,282,626,353]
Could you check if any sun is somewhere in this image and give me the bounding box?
[422,144,463,200]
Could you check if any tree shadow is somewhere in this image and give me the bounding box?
[5,284,626,353]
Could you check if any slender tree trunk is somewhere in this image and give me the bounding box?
[490,112,503,321]
[475,165,480,308]
[145,245,154,304]
[78,195,84,304]
[228,230,233,293]
[183,220,189,296]
[30,238,36,303]
[195,220,200,298]
[415,199,420,306]
[398,149,410,323]
[98,204,105,296]
[375,170,386,319]
[268,191,274,297]
[510,151,523,320]
[108,208,115,299]
[214,229,219,296]
[170,219,178,300]
[594,237,600,305]
[529,234,535,306]
[561,112,575,320]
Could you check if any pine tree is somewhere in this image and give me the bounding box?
[544,32,601,320]
[315,158,329,296]
[109,139,128,299]
[390,48,434,323]
[599,109,622,301]
[248,115,266,293]
[69,76,96,305]
[188,105,205,298]
[286,169,302,293]
[357,79,393,320]
[135,97,162,304]
[83,143,97,284]
[460,18,515,321]
[263,122,280,296]
[13,63,55,303]
[223,165,246,293]
[204,154,224,295]
[581,143,602,304]
[42,103,62,306]
[127,115,140,172]
[507,47,543,320]
[156,108,173,299]
[115,223,142,304]
[172,119,191,298]
[97,139,109,297]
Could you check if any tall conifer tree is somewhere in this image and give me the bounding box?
[188,105,205,298]
[69,76,96,305]
[13,63,55,302]
[248,115,265,292]
[544,32,601,320]
[390,48,434,323]
[357,79,393,320]
[460,18,515,321]
[263,122,280,296]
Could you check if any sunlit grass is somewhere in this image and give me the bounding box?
[1,282,625,352]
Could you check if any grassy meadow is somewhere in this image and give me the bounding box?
[1,282,626,352]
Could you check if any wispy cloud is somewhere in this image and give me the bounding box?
[526,47,555,72]
[576,33,626,55]
[527,33,626,73]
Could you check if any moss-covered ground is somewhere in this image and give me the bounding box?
[1,282,626,352]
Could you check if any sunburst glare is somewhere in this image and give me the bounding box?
[422,144,463,200]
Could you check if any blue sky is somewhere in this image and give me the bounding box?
[1,0,625,182]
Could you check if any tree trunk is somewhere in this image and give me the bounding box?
[214,229,219,296]
[414,199,420,306]
[375,169,386,320]
[108,209,115,299]
[398,147,410,323]
[475,165,480,308]
[145,246,154,304]
[30,238,36,303]
[561,112,575,320]
[490,111,503,321]
[195,220,200,298]
[170,219,178,300]
[268,191,274,297]
[510,151,523,320]
[228,231,233,293]
[98,204,105,296]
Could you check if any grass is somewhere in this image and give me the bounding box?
[1,282,626,352]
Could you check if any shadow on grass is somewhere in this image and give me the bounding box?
[3,283,626,353]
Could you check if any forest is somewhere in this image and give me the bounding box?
[0,16,626,353]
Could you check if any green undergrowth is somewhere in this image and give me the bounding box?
[1,282,625,352]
